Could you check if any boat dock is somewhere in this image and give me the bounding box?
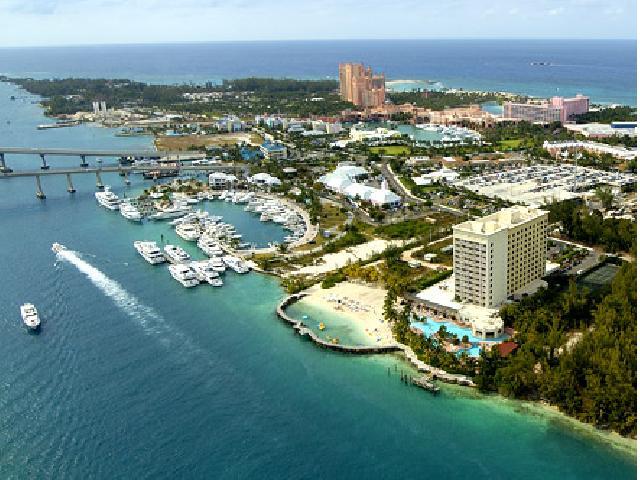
[411,375,441,394]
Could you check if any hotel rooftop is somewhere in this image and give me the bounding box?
[454,206,547,235]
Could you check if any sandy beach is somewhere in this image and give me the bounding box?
[300,281,394,345]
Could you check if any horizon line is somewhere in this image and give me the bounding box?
[0,37,636,49]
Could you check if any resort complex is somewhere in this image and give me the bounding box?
[453,206,548,308]
[0,54,636,469]
[339,62,386,108]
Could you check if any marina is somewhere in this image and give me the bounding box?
[0,37,636,478]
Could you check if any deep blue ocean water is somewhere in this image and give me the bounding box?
[0,78,636,479]
[0,39,636,105]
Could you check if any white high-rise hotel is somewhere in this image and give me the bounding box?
[453,206,548,308]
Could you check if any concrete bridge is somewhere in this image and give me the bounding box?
[0,146,249,199]
[0,146,196,173]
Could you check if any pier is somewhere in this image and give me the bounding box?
[276,293,476,387]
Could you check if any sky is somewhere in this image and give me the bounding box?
[0,0,636,47]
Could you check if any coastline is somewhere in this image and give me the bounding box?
[295,282,394,345]
[275,280,637,456]
[440,383,637,459]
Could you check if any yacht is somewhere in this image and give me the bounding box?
[207,257,227,273]
[95,186,121,210]
[164,244,191,263]
[197,237,224,257]
[120,202,142,222]
[168,264,200,288]
[134,241,166,264]
[222,255,250,274]
[175,223,201,241]
[20,303,41,330]
[149,203,191,221]
[191,262,224,287]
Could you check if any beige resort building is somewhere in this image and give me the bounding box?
[453,206,548,309]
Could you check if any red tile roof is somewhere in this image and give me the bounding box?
[497,341,518,358]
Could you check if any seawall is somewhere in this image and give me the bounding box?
[276,293,475,387]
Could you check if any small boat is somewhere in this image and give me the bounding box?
[319,322,326,331]
[51,242,65,254]
[20,303,40,330]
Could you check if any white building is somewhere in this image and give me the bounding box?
[453,206,548,309]
[413,167,460,185]
[349,126,401,142]
[319,166,401,207]
[209,172,237,189]
[248,172,282,187]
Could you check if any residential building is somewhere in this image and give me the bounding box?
[453,206,548,308]
[209,172,237,189]
[339,63,386,108]
[259,141,287,161]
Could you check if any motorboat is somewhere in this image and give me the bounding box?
[207,257,227,273]
[51,242,65,254]
[95,186,121,210]
[191,261,223,287]
[120,202,142,222]
[197,237,224,257]
[20,303,41,330]
[168,264,200,288]
[175,223,201,241]
[134,241,166,264]
[149,203,191,221]
[164,244,191,263]
[222,255,250,274]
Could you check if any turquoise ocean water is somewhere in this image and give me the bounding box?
[0,40,636,105]
[0,81,636,478]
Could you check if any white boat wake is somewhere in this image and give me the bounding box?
[54,245,202,356]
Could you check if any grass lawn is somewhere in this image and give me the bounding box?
[369,145,410,156]
[497,138,535,150]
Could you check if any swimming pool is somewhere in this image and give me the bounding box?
[410,317,507,357]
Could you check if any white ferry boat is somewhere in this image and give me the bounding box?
[191,261,223,287]
[134,241,166,264]
[95,186,121,210]
[20,303,41,330]
[120,202,142,222]
[222,255,250,274]
[175,223,201,241]
[164,244,191,263]
[168,264,200,288]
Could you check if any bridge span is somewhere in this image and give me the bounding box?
[0,146,202,173]
[0,162,247,200]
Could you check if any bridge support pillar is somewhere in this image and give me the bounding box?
[0,153,11,173]
[66,173,76,193]
[35,175,46,200]
[95,171,104,190]
[80,155,88,168]
[40,154,50,170]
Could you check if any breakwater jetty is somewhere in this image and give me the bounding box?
[276,293,475,387]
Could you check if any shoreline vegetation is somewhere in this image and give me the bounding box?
[3,74,635,450]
